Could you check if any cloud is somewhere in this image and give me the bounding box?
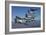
[34,16,40,20]
[12,16,15,22]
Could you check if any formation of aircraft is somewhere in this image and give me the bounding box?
[15,8,36,24]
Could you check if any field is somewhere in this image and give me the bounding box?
[12,20,40,29]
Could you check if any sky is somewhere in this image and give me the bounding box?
[12,6,41,22]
